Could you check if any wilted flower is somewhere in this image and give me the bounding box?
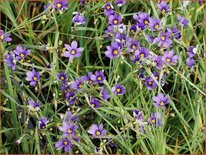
[100,86,110,101]
[63,41,84,61]
[115,0,126,7]
[177,15,189,27]
[39,117,48,129]
[26,69,40,86]
[88,123,106,138]
[13,45,30,61]
[27,100,40,111]
[53,0,68,10]
[133,109,143,120]
[148,112,162,126]
[167,27,181,40]
[0,30,12,42]
[72,12,86,25]
[162,50,179,65]
[153,93,169,108]
[4,52,17,70]
[111,84,126,95]
[55,137,72,152]
[186,57,195,68]
[105,42,122,59]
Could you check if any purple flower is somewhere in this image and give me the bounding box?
[108,139,117,148]
[90,97,100,108]
[112,84,126,95]
[162,50,179,65]
[57,72,67,82]
[115,0,126,7]
[100,86,110,101]
[59,121,78,136]
[114,32,127,43]
[105,42,122,59]
[88,123,106,138]
[187,46,195,57]
[108,13,122,26]
[157,1,169,13]
[167,27,181,40]
[65,92,77,105]
[145,77,157,90]
[90,70,106,84]
[134,47,150,59]
[53,0,68,10]
[55,137,72,152]
[39,117,48,129]
[13,45,30,61]
[126,38,139,52]
[64,111,79,122]
[129,24,137,33]
[26,69,40,86]
[153,93,169,108]
[103,2,114,16]
[69,78,84,90]
[80,0,89,5]
[153,31,173,48]
[4,52,17,70]
[72,12,86,25]
[149,17,161,31]
[133,109,143,120]
[146,34,155,43]
[177,15,188,27]
[105,25,115,38]
[186,57,195,68]
[63,41,84,61]
[0,30,12,42]
[148,112,162,126]
[152,56,163,70]
[133,12,150,30]
[43,3,51,10]
[27,100,40,111]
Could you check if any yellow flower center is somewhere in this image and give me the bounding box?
[69,96,73,100]
[78,84,83,88]
[42,125,45,129]
[60,76,65,80]
[157,0,161,3]
[57,3,62,8]
[96,130,101,136]
[0,35,4,40]
[113,50,118,55]
[131,29,134,33]
[33,76,37,81]
[162,9,165,13]
[113,19,118,25]
[116,88,121,93]
[97,76,102,81]
[155,24,159,29]
[160,101,164,106]
[132,45,136,50]
[106,5,111,10]
[140,53,145,58]
[148,81,152,85]
[64,141,68,145]
[12,59,16,64]
[68,129,72,133]
[144,20,149,25]
[151,119,155,124]
[166,58,171,63]
[20,53,25,58]
[161,36,165,41]
[91,104,95,107]
[71,50,76,55]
